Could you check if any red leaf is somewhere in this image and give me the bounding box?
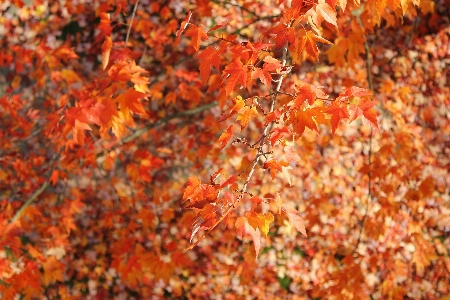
[222,59,248,96]
[184,24,209,52]
[198,46,223,84]
[176,11,192,38]
[325,102,349,134]
[263,160,289,179]
[269,126,290,145]
[219,175,238,189]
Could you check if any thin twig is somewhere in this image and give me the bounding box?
[211,0,255,15]
[10,152,60,223]
[125,0,140,44]
[353,14,374,254]
[120,102,217,145]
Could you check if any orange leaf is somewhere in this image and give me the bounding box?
[315,3,337,27]
[49,170,59,186]
[285,208,307,237]
[287,108,318,136]
[184,24,209,52]
[222,59,248,96]
[263,160,289,179]
[259,212,274,237]
[115,88,148,116]
[217,125,234,149]
[235,216,261,258]
[298,30,333,61]
[102,36,112,70]
[236,106,258,131]
[183,176,217,208]
[176,11,192,37]
[325,102,349,134]
[269,126,290,145]
[349,99,379,129]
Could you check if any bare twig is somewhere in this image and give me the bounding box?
[125,0,140,44]
[120,102,217,145]
[353,14,374,254]
[10,152,60,223]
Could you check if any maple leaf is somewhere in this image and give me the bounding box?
[339,0,347,11]
[263,160,290,179]
[97,12,112,42]
[183,176,217,208]
[281,165,294,186]
[337,86,373,102]
[269,126,290,145]
[251,67,272,87]
[42,256,64,286]
[222,59,248,96]
[115,88,147,116]
[315,3,337,27]
[236,106,258,131]
[297,30,332,61]
[282,144,300,164]
[285,208,307,237]
[264,108,283,126]
[245,211,265,229]
[176,11,192,37]
[270,23,296,48]
[349,99,379,129]
[274,193,283,214]
[198,46,221,84]
[263,55,283,72]
[49,170,59,186]
[291,84,318,108]
[217,125,234,149]
[207,19,233,33]
[102,36,112,70]
[286,108,318,137]
[219,175,238,189]
[245,212,275,237]
[235,216,261,258]
[325,102,349,134]
[184,24,209,52]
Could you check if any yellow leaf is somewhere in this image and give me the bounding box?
[236,106,258,131]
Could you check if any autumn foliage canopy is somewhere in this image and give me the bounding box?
[0,0,449,298]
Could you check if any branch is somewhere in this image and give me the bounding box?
[10,181,50,223]
[125,0,140,44]
[184,42,289,252]
[353,13,374,255]
[120,102,217,145]
[211,0,255,15]
[10,152,60,223]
